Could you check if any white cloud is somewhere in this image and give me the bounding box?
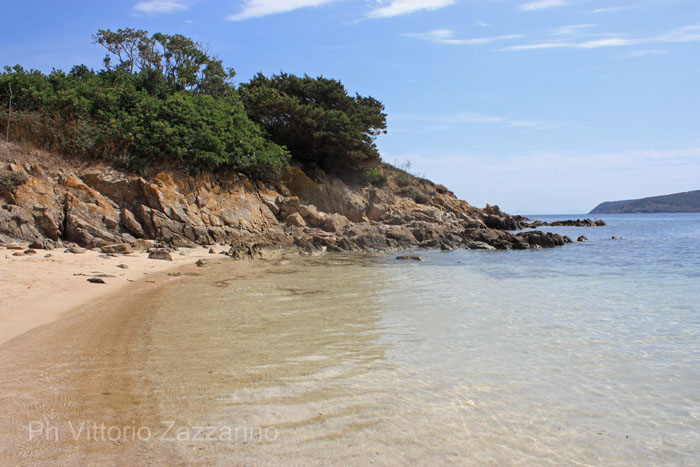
[476,19,490,27]
[592,6,634,14]
[368,0,456,19]
[658,24,700,43]
[391,111,559,130]
[500,23,700,51]
[519,0,571,12]
[133,0,188,14]
[551,24,596,36]
[627,49,666,57]
[228,0,335,21]
[405,29,523,45]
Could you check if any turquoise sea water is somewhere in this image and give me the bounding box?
[2,213,698,465]
[132,212,700,465]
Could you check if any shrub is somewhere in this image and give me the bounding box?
[398,186,429,204]
[0,170,29,194]
[0,31,291,180]
[362,166,387,186]
[393,171,414,187]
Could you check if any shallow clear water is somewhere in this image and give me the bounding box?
[2,213,699,465]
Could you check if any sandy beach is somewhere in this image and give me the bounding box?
[0,244,218,346]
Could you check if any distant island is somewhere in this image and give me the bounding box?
[590,190,700,214]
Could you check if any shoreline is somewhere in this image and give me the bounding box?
[0,244,218,346]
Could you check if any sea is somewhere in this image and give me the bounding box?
[2,213,699,465]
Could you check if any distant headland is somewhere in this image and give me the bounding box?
[590,190,700,214]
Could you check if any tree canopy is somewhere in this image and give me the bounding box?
[1,29,388,180]
[240,72,387,172]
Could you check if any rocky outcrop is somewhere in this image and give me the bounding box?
[524,218,605,228]
[0,142,574,255]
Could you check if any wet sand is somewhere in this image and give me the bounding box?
[0,246,221,465]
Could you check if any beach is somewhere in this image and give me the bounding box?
[1,214,699,465]
[0,244,216,346]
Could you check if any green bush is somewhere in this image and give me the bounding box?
[398,186,429,204]
[0,30,290,179]
[393,171,414,187]
[362,166,387,186]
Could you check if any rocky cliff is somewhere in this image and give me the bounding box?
[0,142,572,256]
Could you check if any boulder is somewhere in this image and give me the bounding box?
[396,255,424,261]
[322,213,349,234]
[148,249,173,261]
[100,243,133,254]
[120,208,144,238]
[285,212,306,227]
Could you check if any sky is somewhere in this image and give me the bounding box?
[2,0,700,213]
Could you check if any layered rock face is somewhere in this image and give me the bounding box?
[0,143,570,254]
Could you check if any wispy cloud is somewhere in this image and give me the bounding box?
[476,19,490,28]
[405,29,523,45]
[592,6,634,14]
[133,0,188,14]
[658,24,700,43]
[551,24,596,36]
[228,0,335,21]
[392,112,559,129]
[627,49,667,57]
[500,23,700,51]
[519,0,571,12]
[368,0,456,19]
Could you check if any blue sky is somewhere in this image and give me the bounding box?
[2,0,700,213]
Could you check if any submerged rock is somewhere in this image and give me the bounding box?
[396,255,424,261]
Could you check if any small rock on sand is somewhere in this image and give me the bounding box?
[148,249,173,261]
[116,264,129,269]
[87,278,106,284]
[196,259,211,267]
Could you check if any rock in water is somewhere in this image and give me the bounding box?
[148,249,173,261]
[396,255,424,261]
[577,236,588,242]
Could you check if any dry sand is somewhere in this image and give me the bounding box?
[0,244,219,346]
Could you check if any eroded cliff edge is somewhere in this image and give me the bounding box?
[0,143,572,256]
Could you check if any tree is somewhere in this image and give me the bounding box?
[93,29,235,96]
[240,73,387,172]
